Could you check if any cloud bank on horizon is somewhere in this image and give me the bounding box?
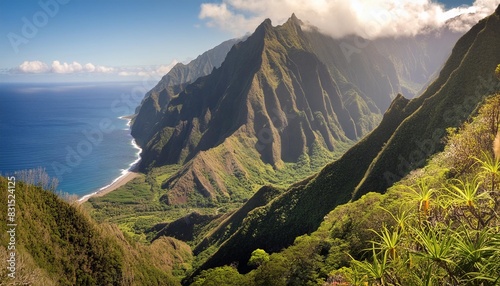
[17,60,114,74]
[199,0,500,38]
[12,60,178,78]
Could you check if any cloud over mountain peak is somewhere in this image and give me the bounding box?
[200,0,500,38]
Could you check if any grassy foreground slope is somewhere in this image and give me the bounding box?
[0,174,191,285]
[190,93,500,285]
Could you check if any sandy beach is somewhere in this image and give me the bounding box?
[78,171,140,204]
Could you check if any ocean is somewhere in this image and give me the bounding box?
[0,81,149,198]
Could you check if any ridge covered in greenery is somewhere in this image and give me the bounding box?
[183,7,500,280]
[128,14,457,209]
[189,92,500,285]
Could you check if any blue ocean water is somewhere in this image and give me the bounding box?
[0,82,147,198]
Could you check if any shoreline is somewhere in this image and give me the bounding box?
[78,116,142,204]
[77,171,140,204]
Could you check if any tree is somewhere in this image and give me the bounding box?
[496,64,500,80]
[191,266,247,286]
[248,249,270,267]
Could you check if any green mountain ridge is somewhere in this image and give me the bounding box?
[130,14,459,207]
[133,15,381,205]
[132,38,241,146]
[353,6,500,199]
[184,6,500,280]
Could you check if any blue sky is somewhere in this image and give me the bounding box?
[0,0,232,82]
[1,0,495,83]
[0,1,231,67]
[441,0,474,7]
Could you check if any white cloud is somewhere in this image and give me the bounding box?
[444,0,499,32]
[94,65,114,73]
[155,61,179,74]
[200,3,261,35]
[83,63,95,72]
[13,59,177,80]
[199,0,500,38]
[51,61,83,73]
[18,61,49,73]
[118,71,132,76]
[15,60,115,74]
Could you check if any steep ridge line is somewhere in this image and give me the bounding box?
[131,14,457,206]
[185,7,500,279]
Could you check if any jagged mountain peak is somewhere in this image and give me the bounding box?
[180,7,500,278]
[256,13,303,32]
[131,8,460,205]
[281,13,303,29]
[290,12,300,22]
[252,14,307,50]
[261,17,273,27]
[253,18,273,38]
[133,12,379,203]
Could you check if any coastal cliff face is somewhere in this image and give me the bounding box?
[130,14,461,205]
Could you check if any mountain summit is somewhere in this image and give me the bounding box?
[131,14,460,205]
[186,7,500,276]
[133,15,367,204]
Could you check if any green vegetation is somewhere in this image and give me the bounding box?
[84,141,336,243]
[343,97,500,285]
[345,171,499,284]
[0,173,191,285]
[248,249,270,267]
[190,92,500,285]
[353,9,500,197]
[191,266,248,286]
[84,166,199,242]
[186,94,412,278]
